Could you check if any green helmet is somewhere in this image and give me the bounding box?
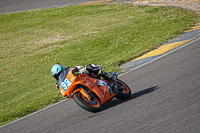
[51,63,64,80]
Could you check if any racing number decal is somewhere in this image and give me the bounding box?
[62,78,72,91]
[99,80,106,87]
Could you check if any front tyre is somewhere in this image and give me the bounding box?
[73,92,102,112]
[115,79,131,100]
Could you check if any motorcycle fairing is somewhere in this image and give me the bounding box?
[59,67,115,105]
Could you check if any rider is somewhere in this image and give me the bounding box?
[51,63,113,90]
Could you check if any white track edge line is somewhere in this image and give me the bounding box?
[0,99,67,128]
[120,37,200,77]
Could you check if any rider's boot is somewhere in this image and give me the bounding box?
[99,70,113,81]
[99,70,117,93]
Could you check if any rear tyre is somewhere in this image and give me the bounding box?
[73,92,102,112]
[115,79,131,100]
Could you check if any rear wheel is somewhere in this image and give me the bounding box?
[115,79,131,100]
[73,91,102,112]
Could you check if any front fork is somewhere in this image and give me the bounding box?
[107,71,119,94]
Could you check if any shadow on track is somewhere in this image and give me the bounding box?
[102,86,159,111]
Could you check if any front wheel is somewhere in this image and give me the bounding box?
[73,92,102,112]
[115,79,131,100]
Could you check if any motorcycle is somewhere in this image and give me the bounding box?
[59,67,131,112]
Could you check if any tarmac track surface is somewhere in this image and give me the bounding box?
[0,0,97,14]
[1,38,200,132]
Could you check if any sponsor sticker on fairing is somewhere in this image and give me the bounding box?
[99,80,106,87]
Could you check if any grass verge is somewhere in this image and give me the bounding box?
[0,4,199,125]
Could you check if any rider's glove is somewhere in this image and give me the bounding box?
[79,68,85,74]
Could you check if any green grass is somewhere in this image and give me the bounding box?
[0,4,199,125]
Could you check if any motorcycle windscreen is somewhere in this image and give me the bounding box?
[59,67,74,96]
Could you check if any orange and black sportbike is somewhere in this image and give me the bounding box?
[59,67,131,112]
